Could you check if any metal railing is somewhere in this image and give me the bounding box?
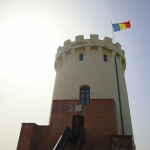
[53,126,71,150]
[76,127,85,150]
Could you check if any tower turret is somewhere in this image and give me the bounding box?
[51,34,132,135]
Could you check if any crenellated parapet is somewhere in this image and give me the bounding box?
[56,34,125,60]
[54,34,126,72]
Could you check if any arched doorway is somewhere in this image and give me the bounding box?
[72,115,84,138]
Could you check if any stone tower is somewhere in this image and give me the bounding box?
[17,34,135,150]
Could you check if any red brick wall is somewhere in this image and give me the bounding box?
[17,99,118,150]
[50,99,118,150]
[17,123,38,150]
[110,135,133,150]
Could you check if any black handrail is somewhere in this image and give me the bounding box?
[53,126,71,150]
[76,127,85,150]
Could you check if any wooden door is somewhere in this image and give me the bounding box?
[72,115,84,138]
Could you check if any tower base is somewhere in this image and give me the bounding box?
[17,99,133,150]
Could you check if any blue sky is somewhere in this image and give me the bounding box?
[0,0,150,149]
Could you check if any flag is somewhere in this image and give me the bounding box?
[112,21,131,32]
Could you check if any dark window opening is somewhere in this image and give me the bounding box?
[103,55,107,62]
[79,54,83,61]
[80,87,90,104]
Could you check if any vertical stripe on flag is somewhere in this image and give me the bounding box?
[118,23,126,30]
[112,24,120,32]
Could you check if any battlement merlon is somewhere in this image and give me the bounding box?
[56,34,125,60]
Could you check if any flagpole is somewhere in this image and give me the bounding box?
[111,21,114,43]
[112,20,124,135]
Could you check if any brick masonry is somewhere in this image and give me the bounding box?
[17,99,133,150]
[110,135,133,150]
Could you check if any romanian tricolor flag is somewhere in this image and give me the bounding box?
[112,21,131,32]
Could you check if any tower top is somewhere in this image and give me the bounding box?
[56,34,125,59]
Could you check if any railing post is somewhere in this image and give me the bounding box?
[53,126,71,150]
[76,127,85,150]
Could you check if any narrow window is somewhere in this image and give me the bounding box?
[103,55,107,62]
[80,87,90,104]
[79,54,83,61]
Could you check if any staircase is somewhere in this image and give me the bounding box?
[63,138,78,150]
[53,127,85,150]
